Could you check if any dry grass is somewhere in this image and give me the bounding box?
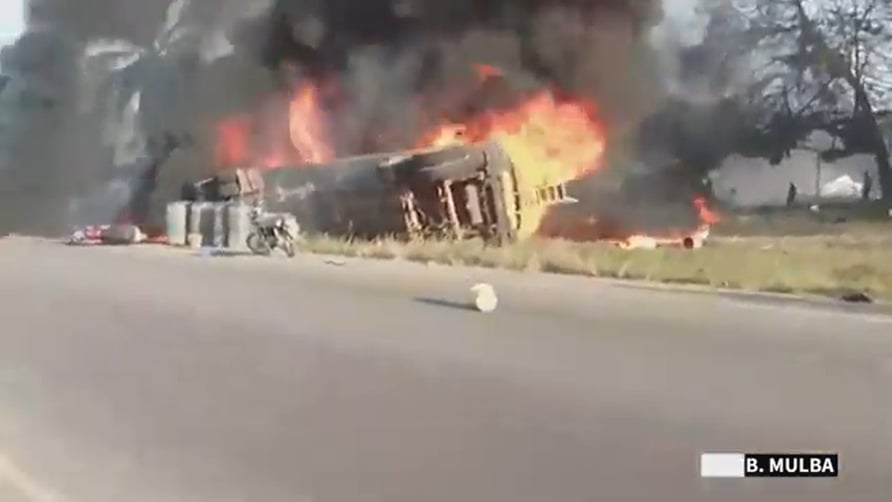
[714,201,892,237]
[297,228,892,300]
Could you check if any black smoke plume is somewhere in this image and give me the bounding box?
[0,0,667,234]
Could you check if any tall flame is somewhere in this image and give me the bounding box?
[693,196,720,225]
[473,63,504,80]
[214,116,251,167]
[209,64,724,247]
[289,83,334,164]
[413,66,607,239]
[417,87,606,182]
[214,82,334,170]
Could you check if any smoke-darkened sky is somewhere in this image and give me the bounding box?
[0,0,708,234]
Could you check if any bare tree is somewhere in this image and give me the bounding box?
[721,0,892,199]
[811,0,892,199]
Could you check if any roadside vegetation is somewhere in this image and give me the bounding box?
[297,213,892,301]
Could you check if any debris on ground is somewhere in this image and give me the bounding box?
[615,225,711,250]
[470,283,498,312]
[840,291,873,304]
[68,224,147,246]
[68,226,102,245]
[187,233,203,249]
[323,258,347,266]
[683,225,710,249]
[618,235,657,250]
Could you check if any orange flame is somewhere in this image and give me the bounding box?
[473,63,503,81]
[693,196,720,225]
[616,198,720,249]
[415,80,606,240]
[417,89,606,181]
[539,196,722,248]
[214,82,335,169]
[214,116,251,167]
[289,83,334,164]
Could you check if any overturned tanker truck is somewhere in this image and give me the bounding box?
[185,141,575,244]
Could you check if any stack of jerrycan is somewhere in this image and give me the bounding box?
[167,167,266,249]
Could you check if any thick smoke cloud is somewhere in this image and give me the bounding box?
[261,0,665,144]
[0,0,668,234]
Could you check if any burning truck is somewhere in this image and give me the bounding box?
[175,79,720,249]
[186,140,575,244]
[4,0,716,248]
[178,78,609,245]
[180,144,719,250]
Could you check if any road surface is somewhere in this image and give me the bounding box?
[0,237,890,502]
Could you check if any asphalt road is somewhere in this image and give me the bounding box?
[1,237,891,502]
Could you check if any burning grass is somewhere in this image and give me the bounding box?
[297,229,892,301]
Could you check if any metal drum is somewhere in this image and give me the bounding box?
[225,202,253,252]
[165,201,190,246]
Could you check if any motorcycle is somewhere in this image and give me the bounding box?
[246,204,297,257]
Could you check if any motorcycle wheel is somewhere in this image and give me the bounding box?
[246,232,272,256]
[280,237,296,258]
